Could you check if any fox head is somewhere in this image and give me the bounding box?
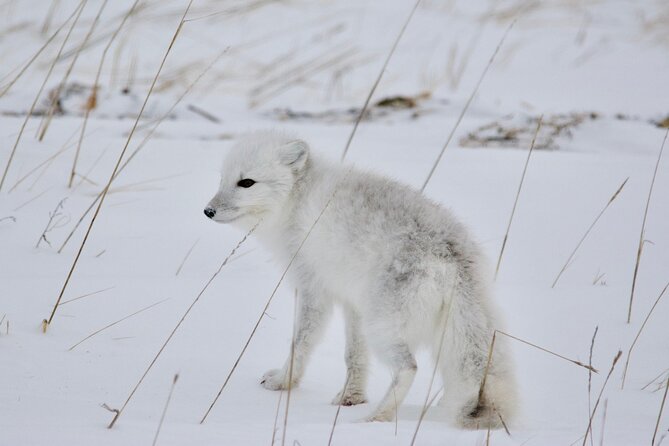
[204,131,309,226]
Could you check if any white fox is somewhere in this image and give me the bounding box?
[205,130,517,428]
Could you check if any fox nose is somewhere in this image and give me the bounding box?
[204,207,216,219]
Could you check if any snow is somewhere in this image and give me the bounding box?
[1,0,668,445]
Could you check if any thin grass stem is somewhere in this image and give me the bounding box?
[152,374,180,446]
[421,19,516,192]
[552,177,629,288]
[339,0,421,161]
[68,298,167,351]
[582,351,622,446]
[628,129,668,323]
[652,378,669,446]
[494,116,542,279]
[280,291,299,446]
[327,373,351,446]
[621,280,669,389]
[410,278,457,445]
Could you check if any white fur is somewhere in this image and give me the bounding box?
[205,130,517,428]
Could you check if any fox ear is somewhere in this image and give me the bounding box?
[279,140,309,170]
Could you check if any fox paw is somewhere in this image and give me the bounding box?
[332,388,367,406]
[362,411,394,422]
[260,369,290,390]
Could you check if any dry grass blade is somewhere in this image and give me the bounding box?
[9,124,82,192]
[495,402,511,436]
[339,0,422,161]
[71,143,110,192]
[68,298,167,351]
[175,238,199,276]
[152,374,179,446]
[0,0,87,192]
[58,286,114,306]
[35,198,68,248]
[420,19,516,192]
[12,189,49,212]
[652,378,669,446]
[105,173,184,194]
[598,399,608,446]
[628,129,668,323]
[271,390,284,446]
[107,220,258,429]
[582,351,622,446]
[68,0,140,187]
[200,168,354,424]
[498,330,597,373]
[494,116,542,279]
[58,46,229,253]
[280,291,299,446]
[410,389,444,445]
[187,104,219,123]
[28,151,66,191]
[250,49,354,107]
[477,331,497,412]
[394,387,399,436]
[587,326,599,446]
[45,0,194,330]
[410,278,457,445]
[551,177,629,288]
[38,0,108,141]
[449,24,485,91]
[643,367,669,392]
[40,0,61,34]
[183,0,274,23]
[251,46,345,98]
[0,1,78,97]
[56,2,149,62]
[621,280,669,389]
[327,373,351,446]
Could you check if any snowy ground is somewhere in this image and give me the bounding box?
[1,1,669,445]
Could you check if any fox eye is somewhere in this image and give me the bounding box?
[237,178,256,188]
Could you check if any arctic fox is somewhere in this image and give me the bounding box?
[204,130,517,428]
